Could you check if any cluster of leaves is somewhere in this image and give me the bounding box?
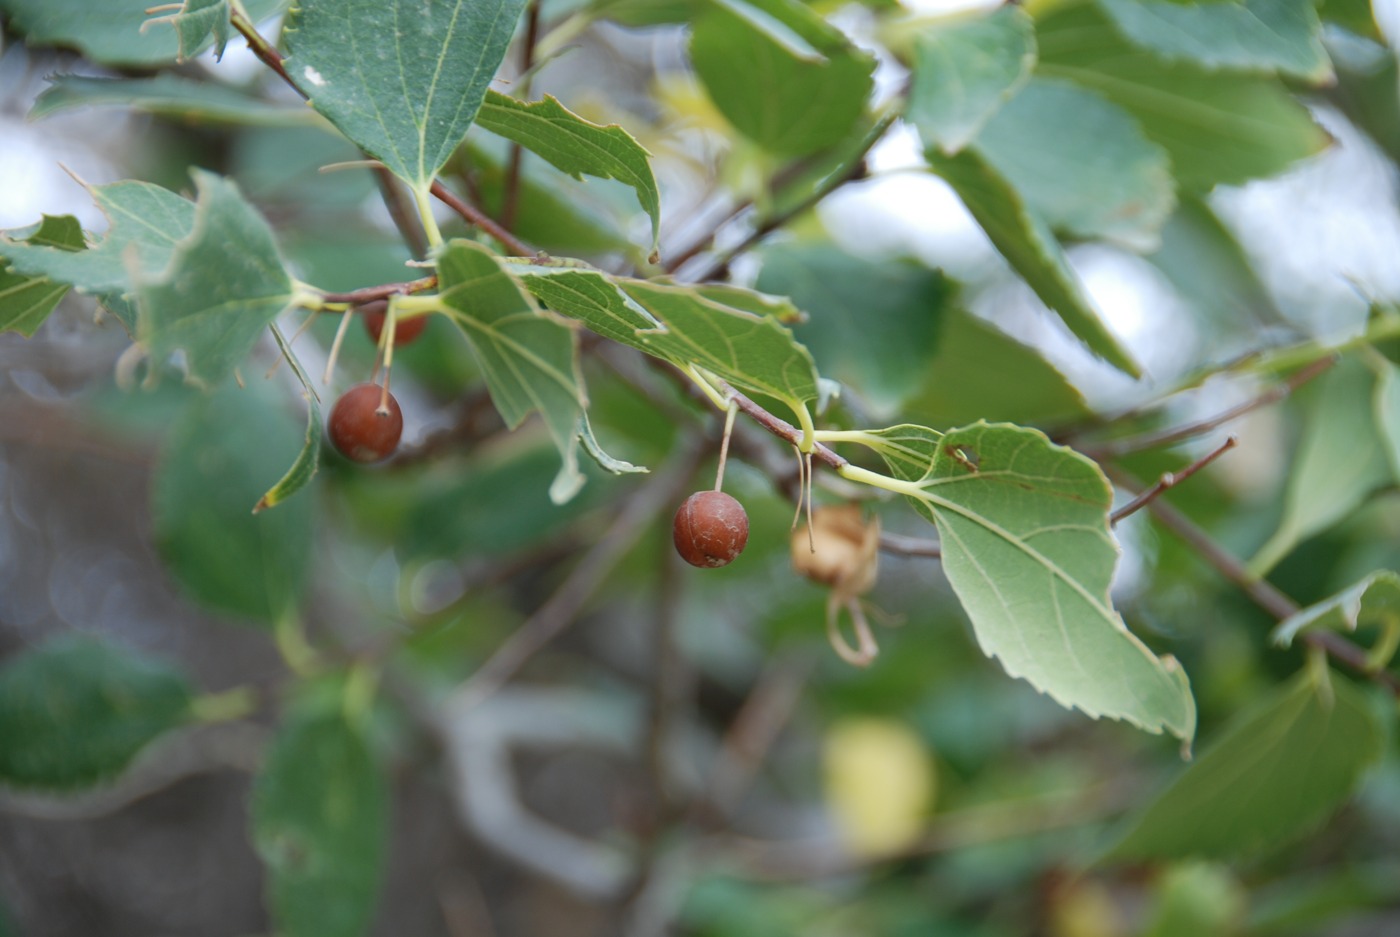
[1,0,1399,934]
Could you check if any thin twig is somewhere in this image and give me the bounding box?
[452,438,706,709]
[707,376,846,471]
[661,198,753,275]
[373,166,430,260]
[878,531,942,558]
[700,648,818,824]
[1106,466,1400,697]
[230,9,301,95]
[318,277,437,305]
[1087,356,1335,459]
[1110,436,1237,524]
[500,0,541,232]
[429,179,537,257]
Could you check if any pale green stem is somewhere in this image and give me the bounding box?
[684,363,730,411]
[1306,643,1335,708]
[274,612,320,677]
[342,661,380,729]
[392,294,446,316]
[1251,313,1400,375]
[1367,613,1400,672]
[813,429,896,449]
[838,463,931,500]
[413,183,444,250]
[189,686,258,723]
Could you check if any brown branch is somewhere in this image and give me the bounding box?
[661,199,753,275]
[1110,436,1237,524]
[1087,355,1335,459]
[500,0,541,232]
[1106,466,1400,697]
[707,376,847,471]
[373,166,429,260]
[429,179,537,257]
[230,9,302,96]
[318,276,437,305]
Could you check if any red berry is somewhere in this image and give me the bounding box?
[673,491,749,568]
[328,383,403,463]
[360,300,428,346]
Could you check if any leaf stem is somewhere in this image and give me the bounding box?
[229,5,302,96]
[501,0,542,232]
[429,179,536,256]
[837,463,929,499]
[413,183,445,250]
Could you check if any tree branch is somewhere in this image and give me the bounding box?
[1105,465,1400,697]
[1109,436,1237,524]
[429,179,538,257]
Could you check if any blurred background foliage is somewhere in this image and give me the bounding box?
[1,0,1400,935]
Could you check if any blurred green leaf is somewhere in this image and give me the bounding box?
[283,0,526,191]
[1146,194,1284,337]
[756,243,948,414]
[1099,0,1331,82]
[148,0,240,60]
[136,170,292,388]
[1375,359,1400,479]
[690,0,875,157]
[0,636,191,791]
[905,5,1036,155]
[908,306,1090,428]
[153,379,314,625]
[1249,358,1392,576]
[0,214,84,337]
[1273,570,1400,646]
[0,0,285,65]
[476,92,660,254]
[975,77,1175,250]
[1143,863,1246,937]
[251,697,386,937]
[1326,32,1400,168]
[1108,670,1384,860]
[32,74,319,127]
[866,421,1196,740]
[925,147,1141,377]
[435,240,589,503]
[1037,2,1329,191]
[0,180,195,294]
[1248,863,1400,935]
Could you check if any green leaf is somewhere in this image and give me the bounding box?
[32,75,320,127]
[137,170,293,388]
[1098,0,1331,83]
[0,0,285,66]
[867,421,1195,740]
[435,240,589,503]
[1108,671,1384,860]
[283,0,528,190]
[925,147,1141,377]
[1375,359,1400,479]
[511,264,819,412]
[153,379,314,625]
[689,0,876,157]
[251,699,386,937]
[0,636,192,791]
[0,180,196,294]
[0,215,84,337]
[905,5,1036,155]
[909,306,1090,428]
[457,138,633,255]
[145,0,239,61]
[755,243,948,414]
[1036,2,1329,191]
[1273,570,1400,646]
[1249,358,1393,576]
[476,92,661,254]
[256,391,323,513]
[975,77,1176,250]
[1146,194,1285,339]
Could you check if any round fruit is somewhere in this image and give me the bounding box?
[360,300,428,346]
[673,490,749,568]
[328,383,403,463]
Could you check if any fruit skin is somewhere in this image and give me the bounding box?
[360,299,428,346]
[673,490,749,568]
[328,383,403,463]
